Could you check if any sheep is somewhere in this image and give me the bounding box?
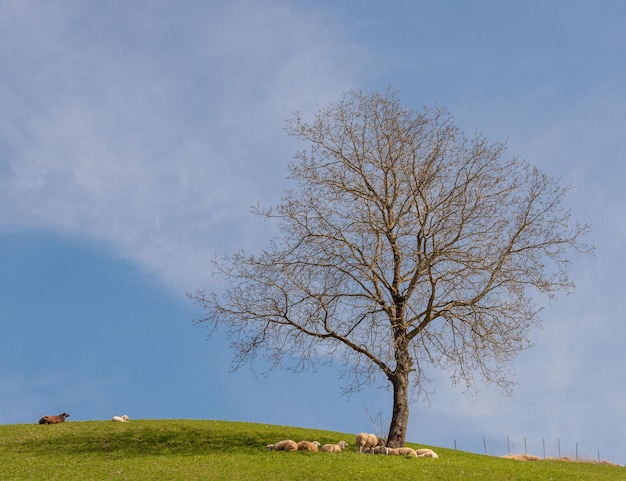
[415,448,439,458]
[296,440,320,452]
[355,433,385,453]
[320,440,349,453]
[386,447,418,457]
[372,446,406,456]
[502,453,541,461]
[38,413,70,424]
[266,440,298,451]
[112,415,129,422]
[373,446,437,458]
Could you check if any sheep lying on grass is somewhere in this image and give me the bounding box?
[38,413,70,424]
[320,440,349,453]
[373,446,439,458]
[112,415,129,422]
[502,454,541,461]
[387,447,418,457]
[266,440,298,451]
[296,440,320,452]
[415,448,439,458]
[355,433,385,453]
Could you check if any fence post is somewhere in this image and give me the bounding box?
[507,435,510,455]
[483,437,488,455]
[542,438,546,459]
[558,438,561,458]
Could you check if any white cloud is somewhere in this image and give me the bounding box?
[0,0,366,292]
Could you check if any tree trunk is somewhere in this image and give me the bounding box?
[386,371,410,447]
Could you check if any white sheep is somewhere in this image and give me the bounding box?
[374,446,438,458]
[112,415,129,422]
[355,433,384,453]
[320,440,348,453]
[266,440,298,451]
[296,440,320,452]
[415,448,439,458]
[386,447,418,457]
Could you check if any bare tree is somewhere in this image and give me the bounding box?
[192,90,591,447]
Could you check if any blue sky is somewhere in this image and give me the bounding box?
[1,0,625,464]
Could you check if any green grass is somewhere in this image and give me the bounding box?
[0,419,623,480]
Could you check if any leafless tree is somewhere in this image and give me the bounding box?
[192,90,591,447]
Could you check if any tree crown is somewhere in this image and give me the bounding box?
[193,89,591,400]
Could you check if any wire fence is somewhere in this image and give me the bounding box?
[451,436,621,466]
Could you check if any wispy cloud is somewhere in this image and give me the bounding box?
[0,0,365,292]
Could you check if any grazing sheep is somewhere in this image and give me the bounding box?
[266,440,298,451]
[320,440,349,453]
[112,415,129,422]
[355,433,385,453]
[415,448,439,458]
[38,413,70,424]
[296,440,320,452]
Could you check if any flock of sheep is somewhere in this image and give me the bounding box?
[266,432,439,458]
[37,413,129,424]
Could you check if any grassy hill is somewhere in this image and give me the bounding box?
[0,419,622,480]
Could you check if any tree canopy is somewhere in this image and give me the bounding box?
[192,90,591,446]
